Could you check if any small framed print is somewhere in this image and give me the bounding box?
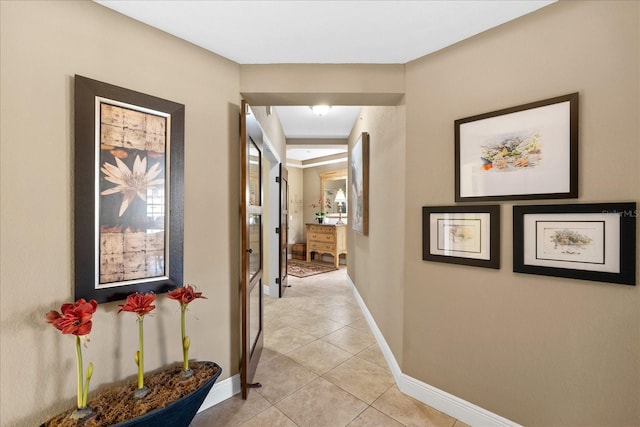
[513,203,636,285]
[422,205,500,269]
[455,93,578,201]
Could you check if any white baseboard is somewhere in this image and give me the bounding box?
[346,274,521,427]
[197,373,241,414]
[398,373,521,427]
[346,275,403,385]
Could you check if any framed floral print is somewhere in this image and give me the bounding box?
[422,205,500,269]
[513,203,636,285]
[455,93,578,201]
[74,75,184,303]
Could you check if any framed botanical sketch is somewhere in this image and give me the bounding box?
[350,132,369,235]
[455,93,578,201]
[74,75,184,303]
[422,205,500,269]
[513,203,636,285]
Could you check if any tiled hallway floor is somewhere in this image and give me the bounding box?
[192,266,469,427]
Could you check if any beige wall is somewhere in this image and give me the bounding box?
[286,167,305,246]
[347,106,406,362]
[240,64,405,106]
[2,1,639,426]
[251,106,287,161]
[0,2,240,426]
[404,1,639,425]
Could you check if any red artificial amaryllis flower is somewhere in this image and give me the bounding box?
[167,285,206,305]
[46,298,98,336]
[167,285,206,374]
[118,292,156,317]
[45,298,98,412]
[119,292,156,394]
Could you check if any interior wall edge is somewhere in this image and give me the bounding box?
[347,274,518,427]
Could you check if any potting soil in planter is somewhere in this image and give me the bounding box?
[42,361,219,427]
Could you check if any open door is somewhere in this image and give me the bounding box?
[278,164,289,297]
[240,101,264,398]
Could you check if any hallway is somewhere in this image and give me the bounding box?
[192,267,468,427]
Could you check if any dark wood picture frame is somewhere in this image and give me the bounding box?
[455,93,578,202]
[350,132,369,235]
[422,205,500,269]
[513,203,636,286]
[74,75,184,303]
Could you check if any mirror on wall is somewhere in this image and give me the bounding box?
[320,170,347,217]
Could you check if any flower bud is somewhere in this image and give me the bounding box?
[86,362,94,381]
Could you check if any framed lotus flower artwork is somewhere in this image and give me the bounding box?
[74,75,184,303]
[455,93,579,202]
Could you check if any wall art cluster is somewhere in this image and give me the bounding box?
[423,92,637,286]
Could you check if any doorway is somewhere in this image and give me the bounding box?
[262,142,286,298]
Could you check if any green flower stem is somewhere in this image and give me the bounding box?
[137,316,144,389]
[181,305,189,371]
[82,363,93,408]
[75,336,84,410]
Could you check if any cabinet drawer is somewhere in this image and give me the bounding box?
[308,242,336,252]
[308,232,335,243]
[307,224,334,233]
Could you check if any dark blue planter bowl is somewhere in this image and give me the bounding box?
[114,362,222,427]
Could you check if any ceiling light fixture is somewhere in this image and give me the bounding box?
[310,105,331,116]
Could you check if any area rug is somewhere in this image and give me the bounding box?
[287,259,338,278]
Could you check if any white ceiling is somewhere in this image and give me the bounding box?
[286,146,348,163]
[275,106,359,163]
[276,106,361,139]
[95,1,554,64]
[94,0,555,162]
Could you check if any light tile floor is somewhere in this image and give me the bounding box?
[192,266,469,427]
